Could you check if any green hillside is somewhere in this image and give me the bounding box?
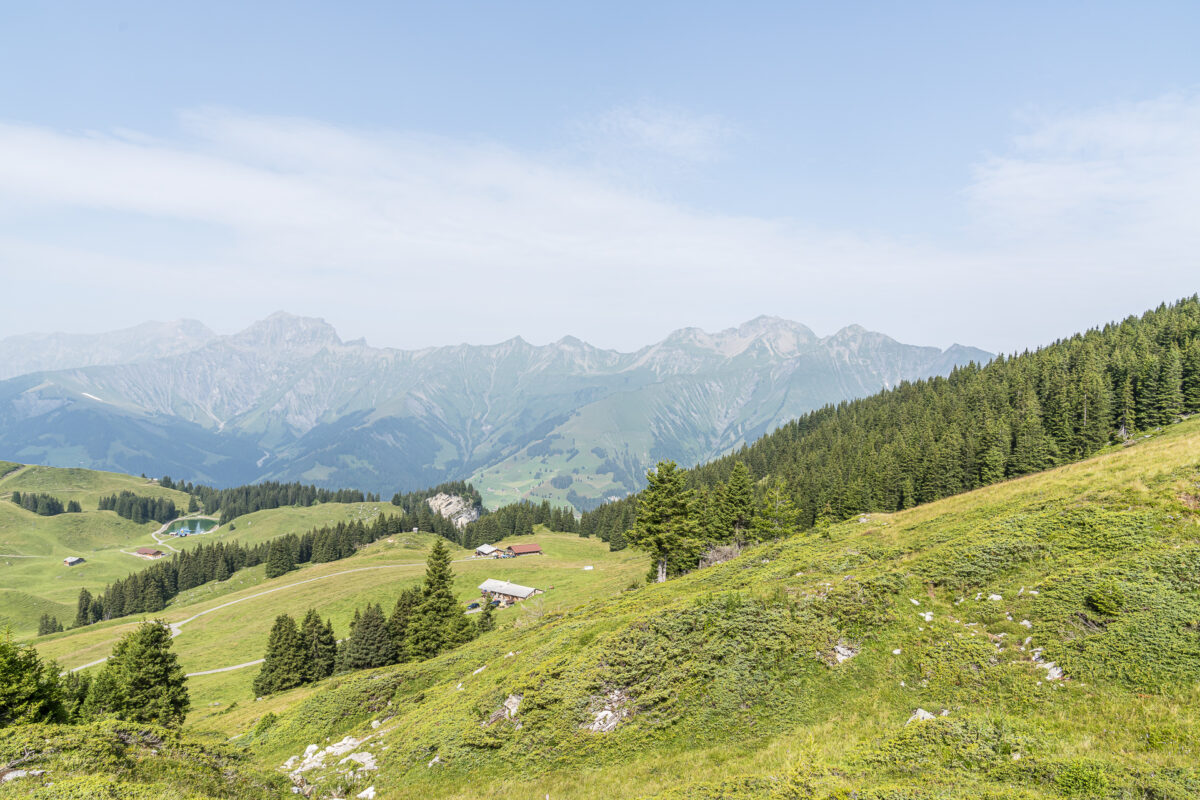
[0,465,192,634]
[226,417,1200,799]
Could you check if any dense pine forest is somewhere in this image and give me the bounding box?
[98,490,178,524]
[582,297,1200,561]
[10,490,80,516]
[159,476,377,524]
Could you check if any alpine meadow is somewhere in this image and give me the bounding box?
[3,5,1200,799]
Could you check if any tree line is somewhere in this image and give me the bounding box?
[10,491,81,516]
[1,621,188,729]
[66,482,579,633]
[159,476,378,524]
[254,539,491,695]
[581,297,1200,577]
[98,490,179,524]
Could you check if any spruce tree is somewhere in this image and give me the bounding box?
[85,621,189,727]
[750,480,801,542]
[340,603,396,670]
[405,540,474,660]
[1183,340,1200,414]
[627,461,701,583]
[73,588,93,629]
[387,587,421,660]
[299,608,337,682]
[254,614,307,695]
[1156,345,1184,422]
[265,537,296,579]
[476,601,496,634]
[0,631,65,726]
[722,462,754,543]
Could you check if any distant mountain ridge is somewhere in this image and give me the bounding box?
[0,313,991,508]
[0,319,216,380]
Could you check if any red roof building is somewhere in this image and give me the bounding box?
[505,543,543,556]
[135,547,164,558]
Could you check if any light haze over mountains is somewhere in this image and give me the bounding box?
[0,313,989,508]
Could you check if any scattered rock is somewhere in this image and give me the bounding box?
[832,641,860,663]
[1020,620,1032,628]
[483,694,523,726]
[428,755,442,768]
[892,648,902,655]
[339,751,378,774]
[357,787,376,799]
[1,769,46,783]
[919,611,933,622]
[472,664,487,675]
[583,689,632,732]
[371,720,381,729]
[906,708,936,725]
[910,598,921,606]
[987,594,1003,602]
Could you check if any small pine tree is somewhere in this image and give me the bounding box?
[253,614,307,696]
[476,602,495,634]
[73,588,93,629]
[299,608,337,682]
[85,620,189,727]
[339,603,396,670]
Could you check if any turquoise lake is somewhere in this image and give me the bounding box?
[164,517,217,536]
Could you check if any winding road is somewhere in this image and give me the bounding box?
[70,556,479,677]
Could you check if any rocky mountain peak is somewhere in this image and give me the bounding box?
[229,312,343,354]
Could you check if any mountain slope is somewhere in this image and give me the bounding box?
[0,313,989,506]
[0,319,216,380]
[242,417,1200,799]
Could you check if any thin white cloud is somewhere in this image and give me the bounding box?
[968,94,1200,259]
[0,97,1196,353]
[586,104,735,162]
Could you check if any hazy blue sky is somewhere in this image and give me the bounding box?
[1,2,1197,353]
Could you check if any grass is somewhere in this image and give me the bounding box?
[228,417,1200,800]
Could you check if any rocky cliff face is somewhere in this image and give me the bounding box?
[0,313,991,506]
[425,493,482,529]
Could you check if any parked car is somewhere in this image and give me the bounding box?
[488,600,501,607]
[467,602,480,609]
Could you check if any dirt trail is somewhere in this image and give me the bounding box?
[71,557,477,676]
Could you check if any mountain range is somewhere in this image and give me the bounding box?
[0,313,990,508]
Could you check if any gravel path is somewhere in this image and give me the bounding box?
[71,556,477,676]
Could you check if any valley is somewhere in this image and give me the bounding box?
[0,314,989,509]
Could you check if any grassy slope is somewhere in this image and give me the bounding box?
[0,464,192,633]
[242,418,1200,800]
[33,529,644,735]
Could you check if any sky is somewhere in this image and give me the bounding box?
[0,1,1197,354]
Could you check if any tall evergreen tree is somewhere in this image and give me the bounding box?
[254,614,307,695]
[627,461,701,582]
[750,480,801,542]
[405,540,474,660]
[1183,339,1200,414]
[85,621,189,727]
[73,588,93,629]
[0,632,65,726]
[387,587,422,660]
[340,603,396,670]
[264,537,296,579]
[299,608,337,682]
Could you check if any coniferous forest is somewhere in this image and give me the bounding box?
[581,297,1200,565]
[97,490,178,524]
[159,477,378,524]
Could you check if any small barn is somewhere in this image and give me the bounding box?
[475,544,499,557]
[478,578,542,606]
[505,543,543,557]
[63,556,85,567]
[135,547,164,559]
